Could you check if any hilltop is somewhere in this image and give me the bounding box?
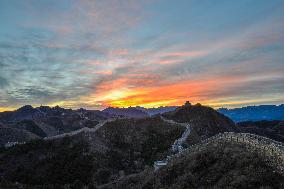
[163,103,238,145]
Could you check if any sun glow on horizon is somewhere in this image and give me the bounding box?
[0,0,283,112]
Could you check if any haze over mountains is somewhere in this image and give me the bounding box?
[102,104,284,121]
[218,104,284,122]
[102,106,178,118]
[92,104,284,121]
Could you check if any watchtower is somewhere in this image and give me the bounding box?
[184,101,191,107]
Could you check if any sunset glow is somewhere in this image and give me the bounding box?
[0,0,284,111]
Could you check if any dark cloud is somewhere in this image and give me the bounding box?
[0,76,9,88]
[10,88,54,99]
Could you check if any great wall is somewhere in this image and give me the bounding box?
[154,131,284,174]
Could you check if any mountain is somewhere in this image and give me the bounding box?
[135,106,178,116]
[102,141,284,189]
[237,120,284,143]
[0,105,114,124]
[163,103,238,145]
[102,107,149,118]
[13,120,47,137]
[0,105,42,123]
[0,102,283,188]
[0,105,117,146]
[0,127,40,147]
[218,104,284,122]
[0,116,185,188]
[102,106,178,118]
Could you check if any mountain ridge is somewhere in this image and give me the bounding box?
[218,104,284,122]
[163,103,238,145]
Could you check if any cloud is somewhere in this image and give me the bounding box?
[24,0,147,41]
[161,51,208,58]
[95,70,113,75]
[111,49,129,56]
[8,87,54,100]
[0,76,9,88]
[1,0,284,110]
[98,70,284,108]
[154,59,182,65]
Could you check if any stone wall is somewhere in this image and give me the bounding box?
[171,132,284,174]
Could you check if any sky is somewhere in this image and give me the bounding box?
[0,0,284,111]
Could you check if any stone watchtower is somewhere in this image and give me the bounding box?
[184,101,191,107]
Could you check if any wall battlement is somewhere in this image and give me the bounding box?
[157,132,284,174]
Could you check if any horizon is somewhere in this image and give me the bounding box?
[1,102,284,113]
[1,0,284,112]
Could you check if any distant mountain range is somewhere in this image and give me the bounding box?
[0,105,117,147]
[102,107,149,118]
[102,104,284,122]
[0,105,180,147]
[218,104,284,122]
[1,104,283,123]
[1,103,284,148]
[102,106,178,118]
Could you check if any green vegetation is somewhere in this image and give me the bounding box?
[238,120,284,143]
[98,117,185,167]
[0,137,98,187]
[16,120,47,137]
[102,142,284,189]
[163,104,238,145]
[0,116,185,188]
[85,120,99,128]
[1,106,282,188]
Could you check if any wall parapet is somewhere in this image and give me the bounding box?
[165,132,284,174]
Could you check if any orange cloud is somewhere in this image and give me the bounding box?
[111,49,129,56]
[155,59,182,65]
[162,51,208,58]
[152,50,208,65]
[81,60,103,66]
[81,73,250,108]
[95,70,113,75]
